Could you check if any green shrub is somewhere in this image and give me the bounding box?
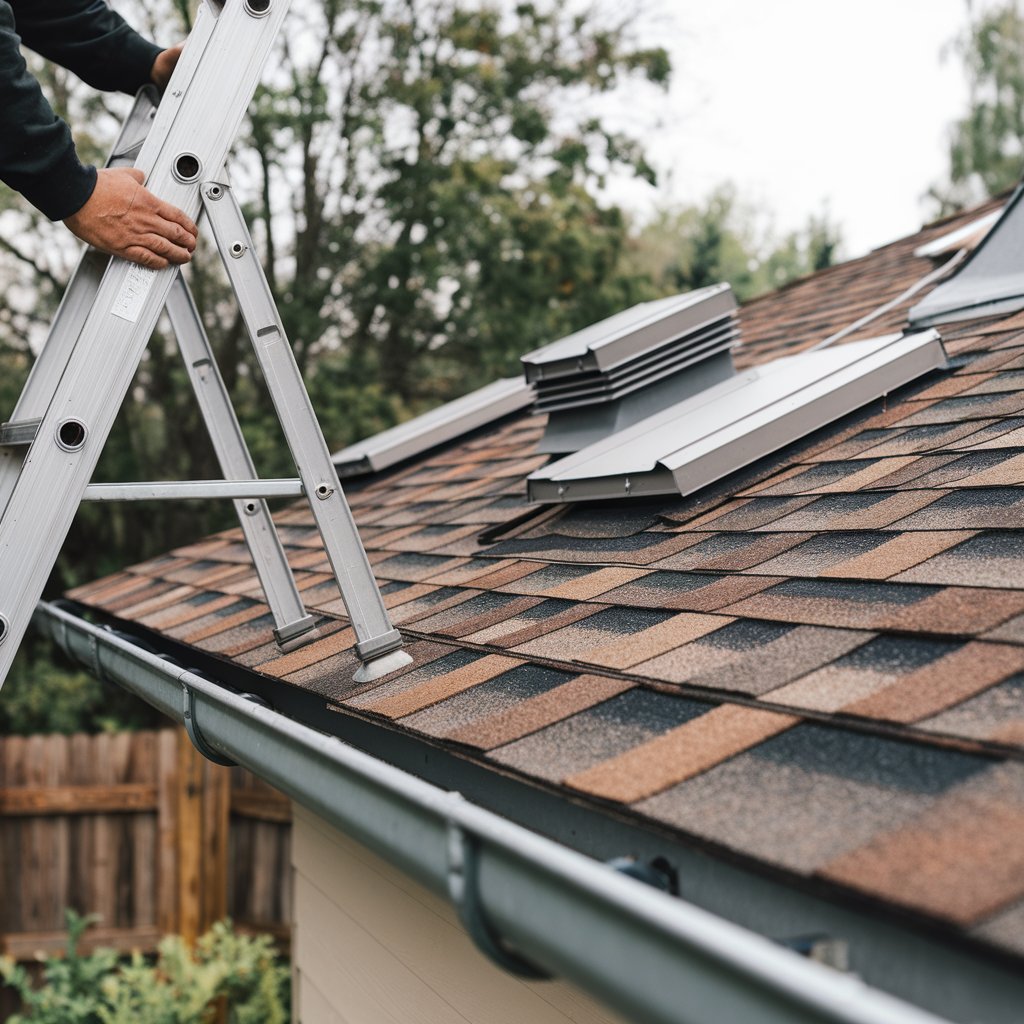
[0,911,289,1024]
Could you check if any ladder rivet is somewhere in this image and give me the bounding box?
[230,241,247,259]
[56,419,87,452]
[0,615,9,645]
[244,0,272,16]
[315,483,334,500]
[243,501,258,515]
[206,184,223,201]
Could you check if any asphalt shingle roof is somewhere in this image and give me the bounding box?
[70,196,1024,963]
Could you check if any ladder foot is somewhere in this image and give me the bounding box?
[353,648,414,684]
[274,613,319,652]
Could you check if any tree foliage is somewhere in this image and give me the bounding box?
[625,186,840,303]
[243,0,670,402]
[0,0,671,587]
[931,1,1024,214]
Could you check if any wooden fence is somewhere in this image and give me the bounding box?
[0,728,291,963]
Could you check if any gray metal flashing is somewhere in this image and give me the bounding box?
[529,331,946,503]
[537,351,737,455]
[912,209,1001,260]
[909,187,1024,327]
[533,317,739,412]
[36,599,959,1024]
[521,285,736,381]
[332,378,533,479]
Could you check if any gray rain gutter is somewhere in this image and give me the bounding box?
[35,599,951,1024]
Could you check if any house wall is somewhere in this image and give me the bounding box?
[291,802,626,1024]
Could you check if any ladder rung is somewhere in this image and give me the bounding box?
[0,418,42,447]
[81,479,304,502]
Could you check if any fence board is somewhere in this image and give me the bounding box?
[0,784,158,815]
[0,728,291,965]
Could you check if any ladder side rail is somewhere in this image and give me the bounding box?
[0,90,162,517]
[0,0,291,687]
[165,272,315,646]
[201,181,411,681]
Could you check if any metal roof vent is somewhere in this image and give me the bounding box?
[332,377,533,478]
[521,285,738,454]
[910,186,1024,327]
[528,330,947,503]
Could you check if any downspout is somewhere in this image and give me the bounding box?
[35,599,951,1024]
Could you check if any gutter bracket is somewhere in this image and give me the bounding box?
[607,855,678,895]
[446,819,552,980]
[182,682,237,767]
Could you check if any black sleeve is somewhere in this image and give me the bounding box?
[0,2,96,221]
[13,0,161,96]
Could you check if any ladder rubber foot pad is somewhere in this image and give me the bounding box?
[352,648,414,684]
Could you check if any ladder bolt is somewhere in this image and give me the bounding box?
[245,0,272,16]
[173,153,202,183]
[56,419,87,452]
[229,241,247,259]
[315,482,334,500]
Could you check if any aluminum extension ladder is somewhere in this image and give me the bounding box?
[0,0,412,690]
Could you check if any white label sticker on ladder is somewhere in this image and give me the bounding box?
[111,264,158,323]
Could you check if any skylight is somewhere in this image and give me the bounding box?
[910,187,1024,327]
[333,377,532,478]
[527,331,946,503]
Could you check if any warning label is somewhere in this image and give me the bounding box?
[111,264,158,323]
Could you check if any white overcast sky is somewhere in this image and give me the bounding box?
[610,0,983,257]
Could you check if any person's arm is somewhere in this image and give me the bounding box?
[14,0,161,96]
[0,2,196,265]
[0,1,95,220]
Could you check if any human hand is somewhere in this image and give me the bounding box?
[63,167,198,269]
[150,43,184,92]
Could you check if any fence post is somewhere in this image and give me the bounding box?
[176,727,204,945]
[202,757,231,930]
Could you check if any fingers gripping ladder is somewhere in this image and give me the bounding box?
[0,0,412,689]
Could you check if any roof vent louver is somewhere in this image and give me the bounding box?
[909,185,1024,327]
[521,285,739,454]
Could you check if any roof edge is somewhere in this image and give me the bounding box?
[36,599,962,1024]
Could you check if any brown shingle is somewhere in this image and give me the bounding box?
[820,531,972,579]
[447,675,633,749]
[139,593,237,630]
[844,641,1024,722]
[581,612,730,670]
[360,654,523,718]
[465,603,602,648]
[180,602,269,644]
[116,584,200,620]
[254,622,356,678]
[724,580,1024,635]
[566,705,798,803]
[820,764,1024,925]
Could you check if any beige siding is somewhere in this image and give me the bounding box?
[291,802,627,1024]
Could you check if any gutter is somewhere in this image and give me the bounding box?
[36,599,951,1024]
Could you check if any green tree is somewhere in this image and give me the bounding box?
[245,0,670,406]
[625,186,841,303]
[931,1,1024,214]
